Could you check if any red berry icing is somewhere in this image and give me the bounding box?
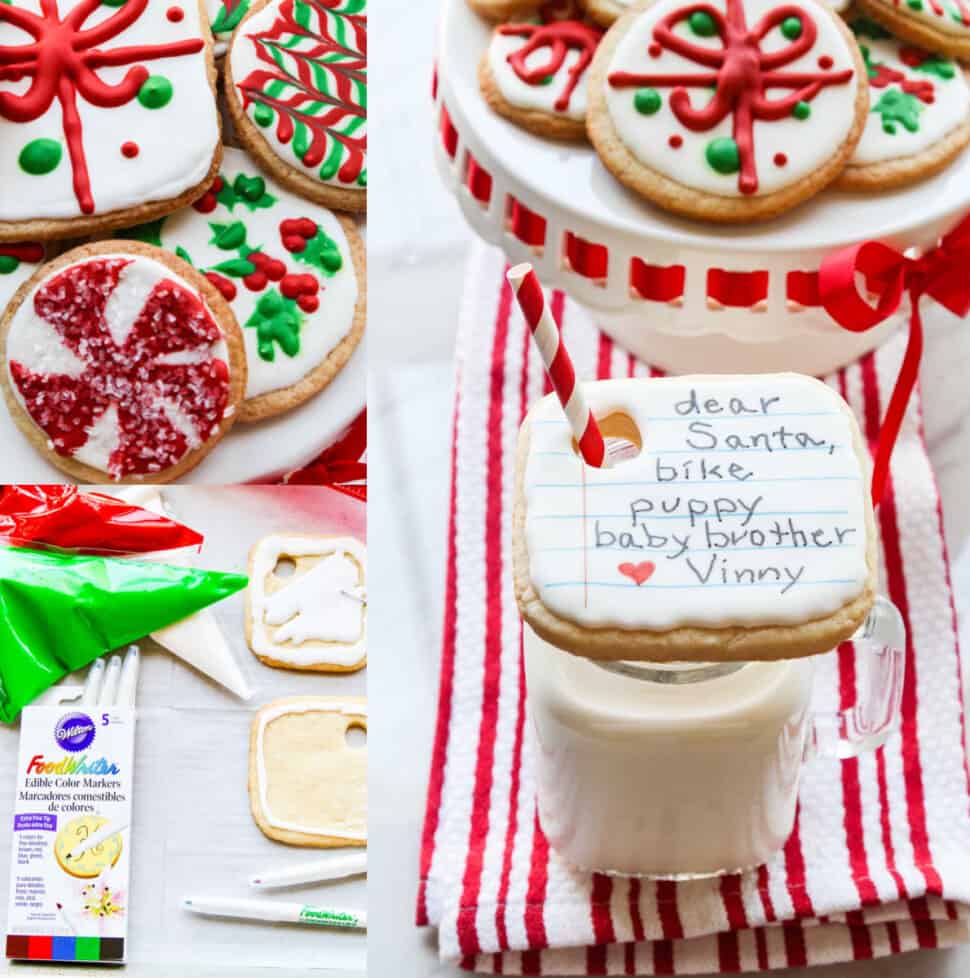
[280,273,320,313]
[193,176,223,214]
[280,218,319,254]
[205,270,237,301]
[249,250,287,281]
[121,141,139,158]
[9,257,230,478]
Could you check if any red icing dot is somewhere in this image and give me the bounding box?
[243,271,268,292]
[121,141,139,158]
[205,271,236,302]
[774,152,787,167]
[669,134,683,149]
[166,5,184,20]
[9,257,230,478]
[649,42,662,58]
[818,55,833,69]
[298,294,320,314]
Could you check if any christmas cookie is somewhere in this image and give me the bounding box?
[583,0,635,27]
[0,0,222,243]
[468,0,547,20]
[586,0,868,222]
[856,0,970,61]
[480,16,604,140]
[123,148,365,422]
[249,696,367,847]
[54,816,123,879]
[513,374,877,662]
[0,241,246,483]
[0,244,44,315]
[246,534,367,672]
[226,0,367,213]
[839,18,970,189]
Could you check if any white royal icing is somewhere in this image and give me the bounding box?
[229,0,367,190]
[5,253,230,476]
[878,0,970,36]
[146,147,359,401]
[255,699,367,840]
[488,28,591,120]
[522,375,870,631]
[0,245,43,315]
[249,534,367,667]
[602,0,860,196]
[0,0,220,223]
[851,26,968,165]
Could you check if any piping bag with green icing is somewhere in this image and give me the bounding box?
[0,545,247,722]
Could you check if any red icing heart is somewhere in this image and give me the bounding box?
[618,562,655,586]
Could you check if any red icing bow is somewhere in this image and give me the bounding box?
[286,409,367,499]
[819,212,970,508]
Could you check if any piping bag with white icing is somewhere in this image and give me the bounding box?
[114,488,253,700]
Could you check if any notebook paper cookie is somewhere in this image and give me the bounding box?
[246,534,367,672]
[513,374,877,661]
[249,696,367,848]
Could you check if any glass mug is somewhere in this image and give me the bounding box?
[523,596,906,878]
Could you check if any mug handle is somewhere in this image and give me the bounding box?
[808,595,907,761]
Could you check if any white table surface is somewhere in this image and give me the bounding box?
[368,2,970,975]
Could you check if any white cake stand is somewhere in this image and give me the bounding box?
[433,0,970,375]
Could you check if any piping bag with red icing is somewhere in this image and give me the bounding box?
[0,486,203,556]
[0,546,246,723]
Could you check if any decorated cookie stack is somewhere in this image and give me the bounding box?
[0,0,367,482]
[471,0,969,220]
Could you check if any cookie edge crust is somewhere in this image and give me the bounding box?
[0,239,247,484]
[468,0,548,21]
[239,215,366,422]
[511,379,879,662]
[585,0,870,223]
[224,0,367,215]
[478,47,591,142]
[247,694,368,848]
[0,0,223,245]
[584,0,628,27]
[244,534,368,673]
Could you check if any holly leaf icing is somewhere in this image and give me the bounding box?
[873,88,923,134]
[244,289,303,360]
[211,0,251,35]
[209,220,249,251]
[295,228,343,276]
[174,244,194,266]
[212,257,257,277]
[217,172,277,213]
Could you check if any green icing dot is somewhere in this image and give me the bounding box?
[537,75,554,86]
[357,168,367,187]
[792,100,811,120]
[634,87,662,115]
[0,256,18,274]
[705,137,740,175]
[19,138,62,176]
[253,103,274,127]
[137,75,173,109]
[688,10,717,35]
[781,16,802,39]
[906,0,923,9]
[101,0,128,6]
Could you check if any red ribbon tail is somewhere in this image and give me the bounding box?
[868,290,923,508]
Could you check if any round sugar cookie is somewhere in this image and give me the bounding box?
[838,17,970,189]
[122,147,365,422]
[0,241,247,484]
[0,244,44,316]
[225,0,367,213]
[586,0,868,222]
[54,816,123,880]
[585,0,850,25]
[0,0,222,244]
[855,0,970,60]
[245,534,367,673]
[468,0,548,20]
[480,16,605,140]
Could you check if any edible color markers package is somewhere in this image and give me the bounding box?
[6,702,136,964]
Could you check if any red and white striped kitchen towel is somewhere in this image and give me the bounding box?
[416,242,970,974]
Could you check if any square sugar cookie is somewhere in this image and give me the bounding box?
[245,534,367,672]
[248,696,367,848]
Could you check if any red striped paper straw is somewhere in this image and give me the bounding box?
[507,263,606,468]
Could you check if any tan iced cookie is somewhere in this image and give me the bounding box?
[587,0,868,222]
[856,0,970,60]
[479,17,604,140]
[249,696,367,848]
[121,147,366,422]
[225,0,367,214]
[0,241,246,484]
[513,374,878,662]
[468,0,547,20]
[54,816,123,880]
[0,0,222,244]
[245,534,367,673]
[583,0,635,26]
[838,17,970,189]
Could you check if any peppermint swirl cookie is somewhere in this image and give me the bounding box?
[839,17,970,189]
[0,242,246,483]
[586,0,868,222]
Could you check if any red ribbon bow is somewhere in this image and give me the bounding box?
[820,212,970,507]
[285,410,367,499]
